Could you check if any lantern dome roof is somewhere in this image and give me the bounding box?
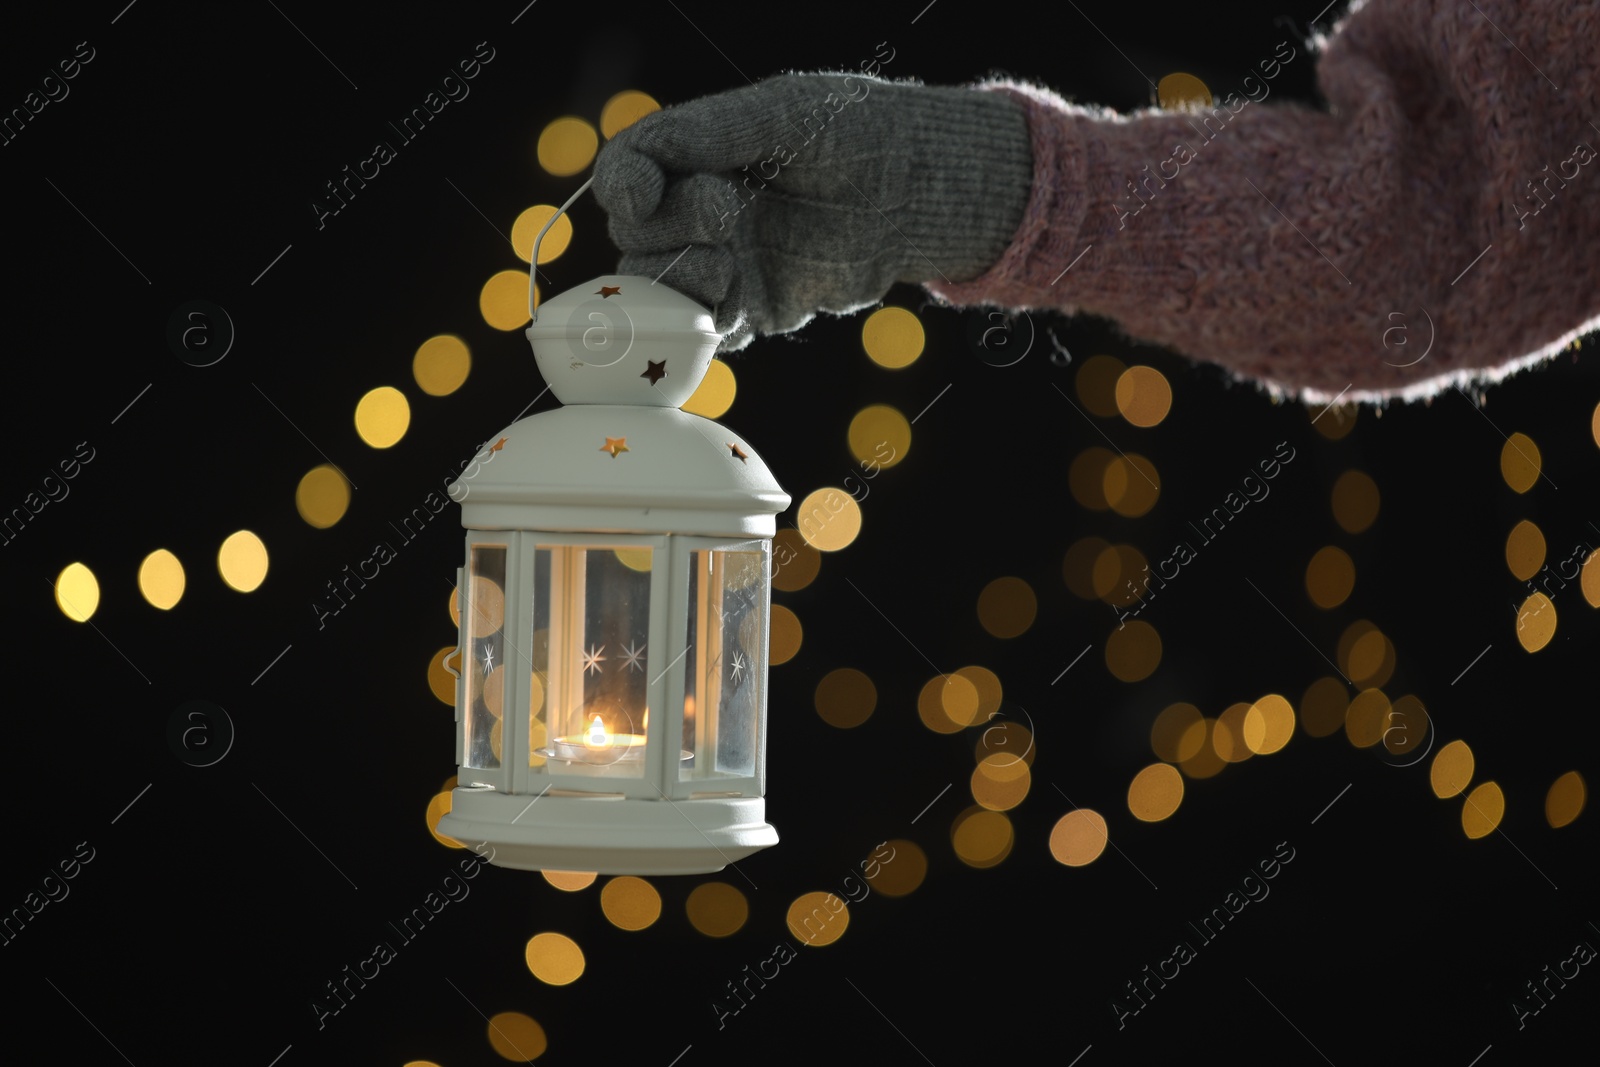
[450,405,790,538]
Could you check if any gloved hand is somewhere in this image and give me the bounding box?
[592,72,1033,350]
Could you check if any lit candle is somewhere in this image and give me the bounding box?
[547,713,647,765]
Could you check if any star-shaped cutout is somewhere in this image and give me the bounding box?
[729,651,746,684]
[481,643,495,674]
[581,644,607,676]
[601,436,629,458]
[641,359,667,385]
[490,437,507,452]
[728,442,748,463]
[620,640,647,673]
[597,285,622,298]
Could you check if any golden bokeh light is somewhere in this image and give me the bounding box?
[787,891,850,947]
[686,881,749,937]
[1461,781,1505,839]
[295,464,351,528]
[795,488,862,552]
[1331,470,1380,534]
[815,667,877,729]
[772,528,821,592]
[426,791,463,849]
[537,116,598,176]
[870,839,928,897]
[1311,403,1357,440]
[770,604,802,665]
[1344,689,1391,749]
[1076,354,1125,417]
[1179,719,1226,779]
[218,530,269,593]
[600,89,661,137]
[450,585,461,627]
[613,547,653,573]
[971,754,1031,811]
[355,386,411,449]
[1213,702,1256,763]
[1545,771,1586,828]
[917,674,965,734]
[413,334,472,397]
[480,269,534,331]
[1505,519,1546,581]
[138,549,186,611]
[487,1011,548,1062]
[939,671,982,728]
[1115,365,1173,426]
[977,576,1037,638]
[1049,808,1108,867]
[1301,676,1350,738]
[511,205,573,264]
[1157,72,1213,109]
[1094,544,1148,607]
[1500,432,1541,493]
[956,666,1005,725]
[860,306,925,368]
[525,932,585,986]
[1516,592,1557,652]
[54,562,99,621]
[847,404,911,468]
[1151,702,1205,763]
[427,647,457,706]
[1340,622,1395,688]
[1429,740,1474,798]
[1127,763,1184,822]
[1104,454,1161,518]
[1306,545,1356,609]
[1243,693,1295,755]
[682,358,736,418]
[1582,548,1600,607]
[541,870,597,892]
[951,806,1014,868]
[1382,694,1429,759]
[600,876,661,931]
[1063,536,1111,600]
[1069,447,1116,511]
[1106,620,1162,682]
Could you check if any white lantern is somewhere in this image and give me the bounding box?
[437,202,790,875]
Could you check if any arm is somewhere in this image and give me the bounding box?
[927,0,1600,401]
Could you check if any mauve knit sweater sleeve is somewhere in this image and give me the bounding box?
[926,0,1600,401]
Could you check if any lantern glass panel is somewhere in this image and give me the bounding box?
[534,544,652,779]
[463,545,508,770]
[682,547,766,783]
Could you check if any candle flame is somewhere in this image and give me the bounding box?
[586,715,608,747]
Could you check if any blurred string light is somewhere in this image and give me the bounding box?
[870,839,928,896]
[354,386,410,448]
[1075,354,1124,416]
[600,876,662,931]
[218,530,268,592]
[510,206,571,264]
[599,90,661,138]
[1114,365,1172,427]
[814,668,876,728]
[1311,402,1357,440]
[1330,469,1379,533]
[1105,619,1161,682]
[1305,545,1355,609]
[1461,781,1505,839]
[951,805,1013,868]
[795,488,861,551]
[1505,519,1546,581]
[1156,71,1212,109]
[427,648,456,705]
[487,1011,547,1062]
[54,562,99,621]
[295,464,351,528]
[536,116,598,176]
[1048,808,1108,867]
[525,933,585,985]
[542,870,597,892]
[1103,454,1160,517]
[1517,592,1557,652]
[137,549,185,610]
[1546,771,1586,828]
[1430,740,1474,798]
[786,891,849,946]
[681,358,735,419]
[1127,763,1184,822]
[686,881,749,937]
[1500,432,1541,493]
[771,529,820,591]
[413,334,471,396]
[770,604,802,665]
[860,306,923,368]
[481,270,536,331]
[847,404,910,467]
[977,576,1036,638]
[426,790,462,848]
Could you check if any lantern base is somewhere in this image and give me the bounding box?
[437,786,778,876]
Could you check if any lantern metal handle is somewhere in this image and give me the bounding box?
[528,176,594,322]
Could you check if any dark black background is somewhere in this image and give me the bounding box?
[4,1,1596,1064]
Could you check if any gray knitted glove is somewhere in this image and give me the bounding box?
[592,72,1033,350]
